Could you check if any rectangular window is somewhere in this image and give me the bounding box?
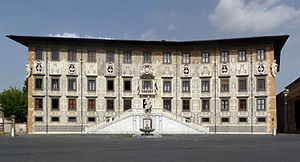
[144,52,151,63]
[124,80,131,91]
[68,79,76,91]
[257,98,266,111]
[107,99,114,111]
[202,52,209,63]
[182,100,190,111]
[221,51,228,62]
[107,51,114,63]
[163,53,171,64]
[163,100,171,111]
[88,99,96,110]
[51,50,59,61]
[51,117,59,122]
[221,79,229,92]
[35,117,43,122]
[88,51,96,62]
[221,118,229,122]
[68,117,77,122]
[124,52,131,63]
[88,79,96,91]
[239,99,247,111]
[35,98,43,109]
[182,80,190,93]
[257,49,265,60]
[35,78,43,90]
[107,80,114,91]
[257,78,266,91]
[51,78,59,91]
[123,99,132,111]
[36,49,43,60]
[238,78,247,91]
[202,80,210,92]
[51,98,59,110]
[68,99,76,110]
[68,50,76,62]
[163,81,171,92]
[88,117,96,122]
[182,53,190,64]
[221,99,229,111]
[258,117,266,122]
[143,81,151,90]
[238,50,246,62]
[239,117,247,122]
[202,99,210,111]
[202,118,210,122]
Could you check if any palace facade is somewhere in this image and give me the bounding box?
[8,34,288,134]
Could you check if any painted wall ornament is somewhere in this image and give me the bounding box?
[271,60,278,77]
[140,64,154,78]
[257,64,264,74]
[69,63,76,74]
[36,62,43,74]
[221,64,228,74]
[107,65,114,74]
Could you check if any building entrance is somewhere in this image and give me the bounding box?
[295,99,300,130]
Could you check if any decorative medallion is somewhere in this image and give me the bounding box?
[183,65,190,75]
[140,64,154,78]
[257,64,264,74]
[69,63,76,74]
[36,62,43,74]
[107,64,114,74]
[221,64,228,74]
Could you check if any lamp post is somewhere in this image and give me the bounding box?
[283,88,289,133]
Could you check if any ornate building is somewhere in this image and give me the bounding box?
[8,34,288,134]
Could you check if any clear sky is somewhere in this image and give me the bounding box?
[1,0,300,94]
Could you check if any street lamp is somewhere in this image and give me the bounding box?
[283,88,289,133]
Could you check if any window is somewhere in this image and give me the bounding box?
[221,118,229,122]
[107,80,114,91]
[202,52,209,63]
[202,100,210,111]
[257,98,266,111]
[36,49,43,60]
[163,53,171,64]
[257,78,266,91]
[221,99,229,111]
[124,52,131,63]
[35,78,43,90]
[88,117,96,122]
[143,81,151,90]
[51,117,59,122]
[68,50,76,62]
[124,99,132,111]
[51,78,59,91]
[88,79,96,91]
[144,52,151,63]
[182,80,190,93]
[124,80,131,91]
[257,49,265,60]
[52,50,59,61]
[35,117,43,122]
[68,99,76,110]
[163,100,171,111]
[163,81,171,92]
[68,117,77,122]
[239,99,247,111]
[107,51,114,63]
[88,51,96,62]
[221,51,228,62]
[221,79,229,92]
[238,78,247,91]
[202,80,210,92]
[68,79,76,91]
[257,117,266,122]
[88,99,96,110]
[239,118,247,122]
[35,98,43,109]
[202,118,210,122]
[107,99,114,110]
[182,100,190,111]
[238,50,246,62]
[51,98,59,110]
[182,53,190,64]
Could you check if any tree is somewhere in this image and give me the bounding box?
[0,83,28,122]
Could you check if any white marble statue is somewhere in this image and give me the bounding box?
[25,62,31,77]
[144,96,152,116]
[271,60,278,77]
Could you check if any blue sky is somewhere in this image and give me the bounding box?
[1,0,300,93]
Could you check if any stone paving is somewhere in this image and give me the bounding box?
[0,134,300,162]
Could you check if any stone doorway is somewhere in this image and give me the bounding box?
[295,99,300,130]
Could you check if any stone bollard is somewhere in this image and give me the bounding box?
[10,115,16,137]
